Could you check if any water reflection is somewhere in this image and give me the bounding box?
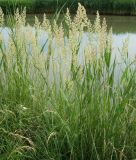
[95,15,136,34]
[113,33,136,61]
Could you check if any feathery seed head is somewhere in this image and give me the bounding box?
[15,8,26,27]
[122,37,129,56]
[42,14,51,32]
[34,16,41,29]
[65,8,72,27]
[94,11,101,33]
[0,7,4,26]
[107,27,113,52]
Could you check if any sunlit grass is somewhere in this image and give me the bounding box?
[0,3,136,160]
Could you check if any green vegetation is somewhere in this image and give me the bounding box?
[1,0,136,15]
[0,0,77,14]
[82,0,136,15]
[0,4,136,160]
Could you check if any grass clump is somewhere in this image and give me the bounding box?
[0,3,136,160]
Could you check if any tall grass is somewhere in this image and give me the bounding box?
[0,3,136,159]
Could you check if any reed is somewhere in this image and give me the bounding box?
[0,3,136,159]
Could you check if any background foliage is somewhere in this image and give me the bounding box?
[0,0,136,14]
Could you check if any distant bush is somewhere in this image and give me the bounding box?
[0,0,136,14]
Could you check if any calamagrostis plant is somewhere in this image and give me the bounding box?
[107,27,113,52]
[0,3,113,86]
[0,7,4,26]
[34,16,41,29]
[15,7,26,27]
[65,8,72,28]
[122,37,129,57]
[42,14,51,33]
[94,11,113,55]
[73,3,90,32]
[0,3,136,160]
[94,11,101,33]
